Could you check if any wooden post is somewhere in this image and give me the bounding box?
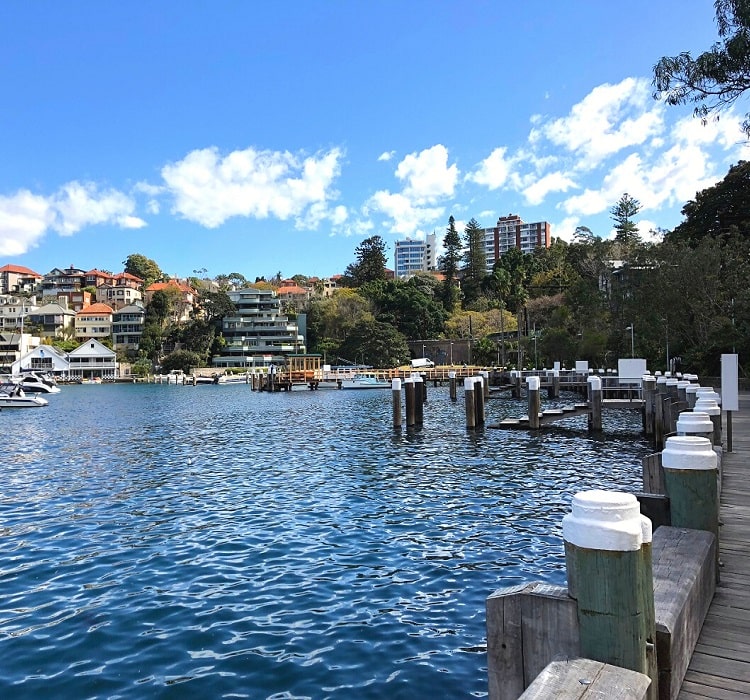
[563,490,657,699]
[587,375,602,432]
[449,371,457,401]
[474,376,485,426]
[676,411,714,445]
[694,397,722,446]
[414,374,424,426]
[642,375,657,436]
[662,436,719,579]
[481,370,490,400]
[665,377,679,400]
[392,378,402,429]
[685,384,698,409]
[405,378,416,427]
[527,376,540,429]
[464,377,476,429]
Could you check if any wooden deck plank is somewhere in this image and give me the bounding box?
[678,395,750,699]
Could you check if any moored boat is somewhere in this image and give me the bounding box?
[339,372,392,389]
[14,371,61,394]
[0,382,49,407]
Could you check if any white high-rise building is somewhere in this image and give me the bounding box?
[394,233,437,279]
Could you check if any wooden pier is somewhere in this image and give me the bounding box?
[678,394,750,699]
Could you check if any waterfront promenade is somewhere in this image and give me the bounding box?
[679,393,750,698]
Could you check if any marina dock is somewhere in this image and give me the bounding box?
[678,393,750,698]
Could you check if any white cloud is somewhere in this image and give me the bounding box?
[467,147,512,189]
[523,171,577,205]
[394,144,458,202]
[161,146,344,228]
[0,190,54,256]
[52,182,145,235]
[365,145,457,236]
[532,77,664,169]
[549,215,581,243]
[0,183,143,256]
[378,150,395,162]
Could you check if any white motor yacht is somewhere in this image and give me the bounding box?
[0,382,49,408]
[15,371,61,394]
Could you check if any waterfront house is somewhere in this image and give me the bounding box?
[11,344,70,377]
[112,302,146,356]
[27,302,76,339]
[0,294,38,332]
[68,338,117,380]
[75,303,114,342]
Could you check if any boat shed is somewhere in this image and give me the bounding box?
[11,344,70,377]
[68,338,117,381]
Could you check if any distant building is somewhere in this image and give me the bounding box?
[75,303,114,342]
[0,294,38,332]
[144,279,197,323]
[27,302,76,339]
[112,303,146,356]
[0,264,42,295]
[394,233,437,278]
[213,288,304,368]
[481,214,551,271]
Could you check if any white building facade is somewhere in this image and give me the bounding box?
[481,214,551,271]
[394,233,437,279]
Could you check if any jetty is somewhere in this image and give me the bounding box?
[486,389,750,699]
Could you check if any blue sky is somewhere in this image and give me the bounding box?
[2,1,748,281]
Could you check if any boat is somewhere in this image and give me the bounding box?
[14,371,61,394]
[339,372,392,389]
[0,382,49,408]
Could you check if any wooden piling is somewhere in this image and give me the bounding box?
[587,375,602,432]
[392,378,402,429]
[527,376,540,430]
[642,375,657,436]
[414,375,424,426]
[694,397,722,446]
[449,371,457,401]
[563,490,657,699]
[464,377,476,429]
[405,378,416,427]
[474,376,485,426]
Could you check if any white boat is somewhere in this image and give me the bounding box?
[0,382,49,408]
[339,372,392,389]
[14,371,61,394]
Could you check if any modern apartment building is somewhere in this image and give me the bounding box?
[394,233,437,279]
[213,288,305,368]
[481,214,551,271]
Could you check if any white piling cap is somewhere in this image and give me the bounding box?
[676,380,691,389]
[448,371,456,378]
[662,435,717,471]
[391,378,401,390]
[656,376,667,385]
[676,411,713,435]
[666,377,678,386]
[414,374,423,383]
[464,377,475,391]
[696,388,721,405]
[527,376,540,390]
[562,490,652,551]
[693,397,720,415]
[587,375,602,390]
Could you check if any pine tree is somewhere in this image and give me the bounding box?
[610,193,641,245]
[438,216,462,311]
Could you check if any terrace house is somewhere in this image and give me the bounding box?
[75,303,114,342]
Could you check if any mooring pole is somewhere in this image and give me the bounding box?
[392,378,402,429]
[563,490,657,699]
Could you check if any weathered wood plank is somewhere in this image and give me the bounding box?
[519,658,651,700]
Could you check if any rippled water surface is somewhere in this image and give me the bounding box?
[0,383,651,698]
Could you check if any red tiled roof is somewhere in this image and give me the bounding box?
[114,272,144,282]
[76,303,114,316]
[277,285,307,295]
[0,264,42,277]
[146,280,194,294]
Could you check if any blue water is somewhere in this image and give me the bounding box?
[0,383,650,699]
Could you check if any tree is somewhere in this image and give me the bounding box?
[462,217,487,306]
[215,272,249,290]
[160,350,203,374]
[342,236,388,286]
[337,319,410,368]
[199,289,236,325]
[610,193,642,245]
[654,0,750,137]
[669,160,750,245]
[438,216,462,311]
[122,253,163,287]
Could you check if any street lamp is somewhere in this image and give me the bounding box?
[241,336,246,368]
[625,324,635,358]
